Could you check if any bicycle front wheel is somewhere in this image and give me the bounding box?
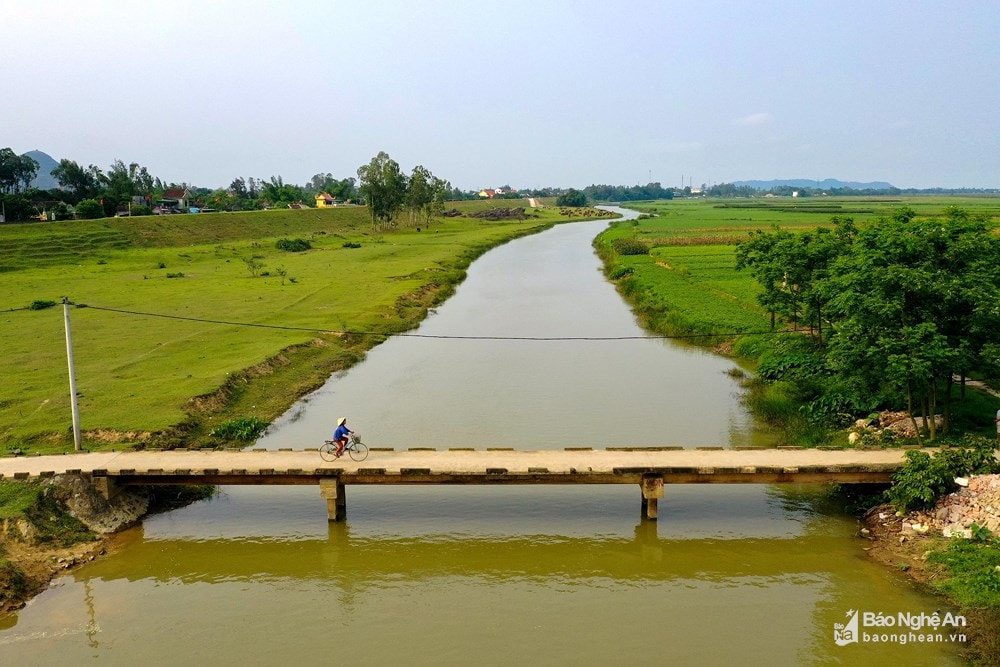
[319,442,338,462]
[349,442,369,462]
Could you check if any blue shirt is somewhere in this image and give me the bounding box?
[334,423,351,440]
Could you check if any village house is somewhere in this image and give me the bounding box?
[159,187,192,211]
[314,192,340,208]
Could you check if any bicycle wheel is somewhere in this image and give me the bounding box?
[348,441,369,462]
[319,442,339,462]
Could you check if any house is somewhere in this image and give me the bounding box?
[160,188,192,210]
[478,189,496,199]
[315,192,339,208]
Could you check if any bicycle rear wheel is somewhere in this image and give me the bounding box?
[348,442,369,462]
[319,442,339,462]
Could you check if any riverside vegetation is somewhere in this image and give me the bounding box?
[596,195,1000,664]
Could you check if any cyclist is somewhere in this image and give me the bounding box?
[332,417,354,458]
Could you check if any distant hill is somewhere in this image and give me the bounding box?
[24,150,60,190]
[732,178,896,191]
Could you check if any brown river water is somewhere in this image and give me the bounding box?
[0,210,963,665]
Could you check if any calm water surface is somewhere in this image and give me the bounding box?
[0,210,963,665]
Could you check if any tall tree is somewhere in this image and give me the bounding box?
[0,148,39,194]
[405,165,433,226]
[51,159,103,202]
[102,159,154,199]
[357,151,407,229]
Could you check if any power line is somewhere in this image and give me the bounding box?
[66,301,781,341]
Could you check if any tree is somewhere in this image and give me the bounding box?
[405,165,433,226]
[261,176,305,207]
[429,176,451,222]
[229,177,248,199]
[102,159,155,199]
[824,208,1000,438]
[357,151,407,229]
[0,148,39,194]
[52,159,103,202]
[555,189,587,207]
[736,217,855,339]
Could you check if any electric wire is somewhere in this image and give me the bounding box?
[65,301,783,341]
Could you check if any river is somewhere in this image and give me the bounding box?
[0,209,963,665]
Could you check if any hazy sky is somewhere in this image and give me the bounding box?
[4,1,999,190]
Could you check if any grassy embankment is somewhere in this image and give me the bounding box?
[0,200,606,452]
[595,196,1000,441]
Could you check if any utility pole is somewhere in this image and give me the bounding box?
[62,297,82,451]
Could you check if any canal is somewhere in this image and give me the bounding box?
[0,209,962,665]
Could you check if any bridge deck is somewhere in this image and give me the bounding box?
[0,448,914,520]
[0,446,911,483]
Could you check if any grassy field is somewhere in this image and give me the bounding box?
[0,200,600,451]
[597,196,1000,339]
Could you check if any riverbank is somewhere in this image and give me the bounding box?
[0,477,214,615]
[862,477,1000,664]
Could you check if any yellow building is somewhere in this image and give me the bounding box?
[315,193,339,208]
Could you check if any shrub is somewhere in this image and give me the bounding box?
[342,241,361,249]
[75,199,104,219]
[608,266,634,280]
[276,238,312,252]
[611,238,649,256]
[887,437,1000,512]
[28,300,57,310]
[165,272,185,278]
[210,416,270,441]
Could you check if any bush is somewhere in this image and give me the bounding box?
[887,437,1000,512]
[75,199,105,219]
[608,266,634,280]
[276,238,312,252]
[210,416,270,441]
[342,241,361,249]
[28,300,57,310]
[611,238,649,256]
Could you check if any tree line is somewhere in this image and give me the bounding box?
[0,147,481,222]
[735,206,1000,440]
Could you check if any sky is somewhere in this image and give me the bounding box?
[3,0,999,191]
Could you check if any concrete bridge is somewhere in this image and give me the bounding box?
[0,446,913,521]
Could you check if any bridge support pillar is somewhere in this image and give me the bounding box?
[93,476,121,501]
[319,479,346,522]
[640,474,664,520]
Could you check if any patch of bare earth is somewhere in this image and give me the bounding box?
[1,535,114,616]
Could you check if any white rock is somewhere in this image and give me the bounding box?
[955,477,969,487]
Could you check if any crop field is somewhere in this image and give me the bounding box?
[0,201,575,450]
[597,196,1000,337]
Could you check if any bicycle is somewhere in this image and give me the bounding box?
[320,433,369,462]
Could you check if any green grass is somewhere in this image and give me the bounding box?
[0,203,596,449]
[0,482,41,519]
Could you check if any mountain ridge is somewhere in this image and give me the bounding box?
[731,178,896,190]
